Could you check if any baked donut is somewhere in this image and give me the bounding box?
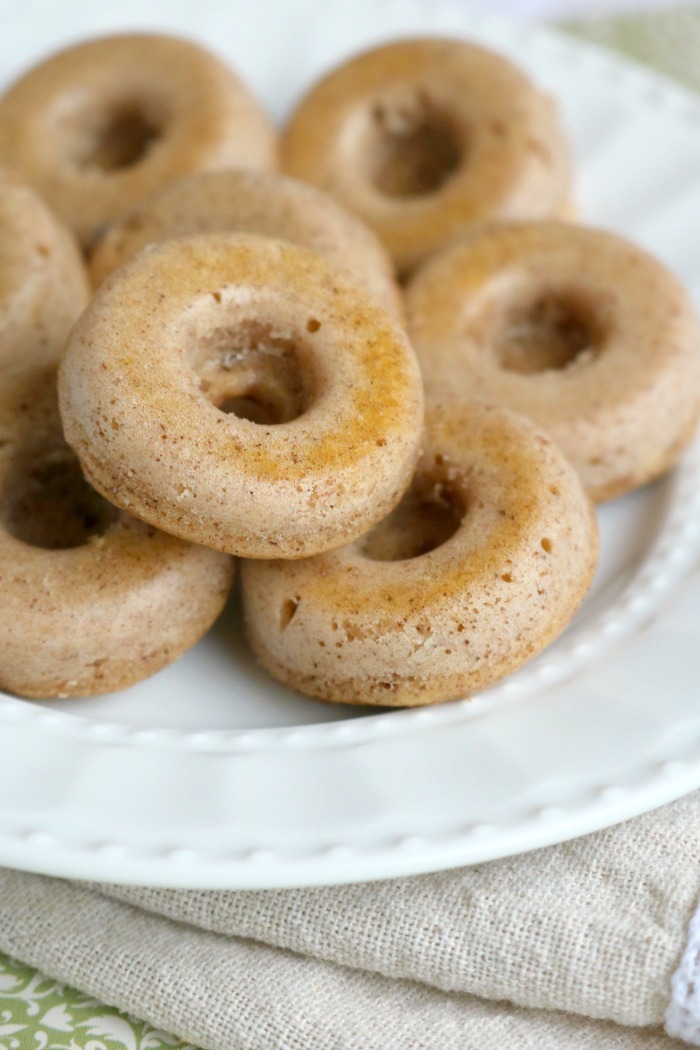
[405,221,700,502]
[281,38,571,275]
[0,168,89,369]
[0,34,277,250]
[59,233,423,559]
[90,170,402,317]
[0,364,235,699]
[241,399,598,707]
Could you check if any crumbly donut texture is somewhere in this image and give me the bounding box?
[242,399,598,707]
[281,38,571,274]
[0,168,89,369]
[0,33,278,249]
[59,233,424,559]
[405,222,700,502]
[89,170,402,318]
[0,365,235,699]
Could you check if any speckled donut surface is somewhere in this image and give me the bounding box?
[281,38,571,274]
[0,365,235,700]
[0,34,277,249]
[0,168,88,369]
[242,399,598,707]
[90,170,402,317]
[405,222,700,502]
[59,233,424,559]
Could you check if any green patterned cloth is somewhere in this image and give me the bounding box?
[1,7,698,1050]
[0,955,194,1050]
[567,5,700,91]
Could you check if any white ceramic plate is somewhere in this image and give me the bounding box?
[1,0,700,889]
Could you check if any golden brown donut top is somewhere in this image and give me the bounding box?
[255,398,597,614]
[0,33,278,249]
[0,363,234,699]
[241,398,599,706]
[89,169,402,317]
[405,221,700,501]
[0,362,227,603]
[59,233,423,558]
[281,38,571,274]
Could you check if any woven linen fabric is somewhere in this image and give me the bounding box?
[0,868,685,1049]
[94,791,700,1029]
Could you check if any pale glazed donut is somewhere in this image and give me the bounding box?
[281,38,571,275]
[242,399,598,707]
[0,365,235,699]
[0,34,277,250]
[59,233,423,559]
[405,221,700,502]
[0,168,89,369]
[90,170,402,317]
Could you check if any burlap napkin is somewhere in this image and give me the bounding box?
[0,874,679,1048]
[0,786,699,1047]
[2,8,700,1050]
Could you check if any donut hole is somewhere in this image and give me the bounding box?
[193,321,315,425]
[497,290,604,374]
[360,476,465,562]
[71,102,162,173]
[1,444,119,549]
[366,93,464,198]
[217,395,280,426]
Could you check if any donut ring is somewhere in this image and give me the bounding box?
[242,399,598,707]
[0,365,235,699]
[405,221,700,502]
[281,38,571,275]
[59,233,423,559]
[0,168,89,369]
[0,34,277,250]
[89,170,402,318]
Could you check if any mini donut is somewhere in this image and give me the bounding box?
[89,170,403,318]
[0,364,235,699]
[281,38,571,275]
[59,233,423,559]
[0,34,278,250]
[404,221,700,502]
[241,399,598,707]
[0,168,89,369]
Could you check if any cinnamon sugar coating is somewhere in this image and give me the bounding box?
[281,38,571,274]
[242,399,598,707]
[90,170,402,318]
[405,221,700,501]
[59,233,423,559]
[0,34,277,249]
[0,365,234,699]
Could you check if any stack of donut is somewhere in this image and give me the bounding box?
[0,32,697,706]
